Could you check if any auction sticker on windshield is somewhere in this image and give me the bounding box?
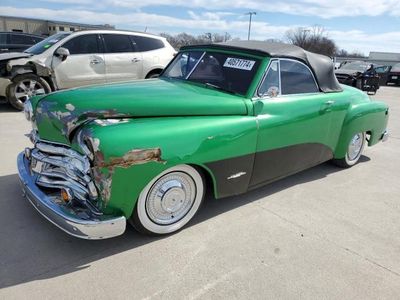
[223,57,255,71]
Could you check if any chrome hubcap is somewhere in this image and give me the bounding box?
[145,172,196,225]
[15,79,46,102]
[348,133,363,161]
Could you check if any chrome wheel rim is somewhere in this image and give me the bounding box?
[14,79,46,102]
[145,172,196,225]
[347,133,364,161]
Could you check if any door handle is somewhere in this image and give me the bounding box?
[132,57,142,63]
[90,59,102,65]
[320,100,334,114]
[325,100,335,105]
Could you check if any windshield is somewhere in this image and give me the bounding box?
[24,33,70,55]
[340,61,369,72]
[162,50,261,95]
[391,63,400,72]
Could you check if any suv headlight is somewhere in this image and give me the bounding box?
[24,100,33,121]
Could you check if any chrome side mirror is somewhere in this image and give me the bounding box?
[55,47,70,61]
[266,86,279,98]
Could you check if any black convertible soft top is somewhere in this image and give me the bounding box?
[182,40,342,93]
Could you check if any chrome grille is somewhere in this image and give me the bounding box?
[29,141,99,208]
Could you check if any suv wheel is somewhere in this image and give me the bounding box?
[8,74,51,110]
[146,71,161,79]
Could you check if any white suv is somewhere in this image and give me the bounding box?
[0,30,176,109]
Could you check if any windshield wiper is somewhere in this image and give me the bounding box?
[204,82,236,95]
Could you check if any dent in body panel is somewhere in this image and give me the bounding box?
[36,99,131,139]
[78,127,166,207]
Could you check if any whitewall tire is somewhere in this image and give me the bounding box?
[130,164,205,235]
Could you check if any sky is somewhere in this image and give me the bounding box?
[1,0,400,55]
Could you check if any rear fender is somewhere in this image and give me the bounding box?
[334,101,389,158]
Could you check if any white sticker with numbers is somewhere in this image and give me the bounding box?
[223,57,255,71]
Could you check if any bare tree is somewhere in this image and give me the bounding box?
[335,49,366,58]
[264,38,283,43]
[285,25,337,57]
[160,32,232,50]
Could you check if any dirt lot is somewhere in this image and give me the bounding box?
[0,86,399,299]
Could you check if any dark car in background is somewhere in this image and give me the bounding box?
[386,63,400,86]
[335,61,380,94]
[374,65,392,86]
[0,32,44,53]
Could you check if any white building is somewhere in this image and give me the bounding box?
[0,15,114,36]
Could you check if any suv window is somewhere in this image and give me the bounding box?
[391,63,400,72]
[62,34,100,55]
[103,34,134,53]
[259,60,280,97]
[10,34,33,45]
[0,33,7,44]
[132,36,164,52]
[280,60,319,94]
[375,66,389,73]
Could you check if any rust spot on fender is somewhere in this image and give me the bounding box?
[91,147,165,206]
[97,148,164,168]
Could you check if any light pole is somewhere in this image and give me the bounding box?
[245,12,256,40]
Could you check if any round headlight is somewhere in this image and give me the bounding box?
[24,100,33,121]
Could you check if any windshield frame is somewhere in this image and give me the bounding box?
[24,32,71,55]
[161,49,262,96]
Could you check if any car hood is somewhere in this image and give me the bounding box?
[33,78,248,144]
[0,52,32,62]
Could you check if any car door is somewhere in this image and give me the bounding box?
[102,34,143,83]
[375,66,390,86]
[52,33,106,89]
[0,33,9,52]
[250,58,346,188]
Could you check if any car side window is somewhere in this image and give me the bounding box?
[0,33,7,44]
[259,60,280,97]
[10,34,32,45]
[280,60,319,95]
[375,66,389,73]
[62,34,100,55]
[103,34,134,53]
[132,36,164,52]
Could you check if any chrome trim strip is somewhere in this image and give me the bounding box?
[31,150,89,178]
[18,152,126,240]
[381,130,389,142]
[36,142,87,162]
[185,51,206,79]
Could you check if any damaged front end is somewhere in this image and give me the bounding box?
[18,101,127,239]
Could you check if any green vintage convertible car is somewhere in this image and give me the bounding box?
[18,41,389,239]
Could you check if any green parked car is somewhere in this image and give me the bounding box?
[18,41,389,239]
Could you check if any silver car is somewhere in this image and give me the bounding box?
[0,30,176,110]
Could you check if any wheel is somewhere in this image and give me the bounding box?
[333,132,366,168]
[146,71,161,79]
[8,74,51,110]
[130,164,205,235]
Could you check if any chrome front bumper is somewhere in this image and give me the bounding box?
[17,152,126,239]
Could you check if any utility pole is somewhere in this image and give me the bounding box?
[245,12,256,40]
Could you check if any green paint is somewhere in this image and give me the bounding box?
[30,46,389,219]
